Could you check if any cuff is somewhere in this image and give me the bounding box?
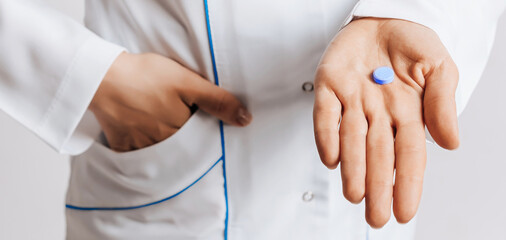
[37,35,125,155]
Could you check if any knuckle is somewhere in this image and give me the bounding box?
[369,146,393,160]
[368,179,394,189]
[341,126,367,139]
[314,127,339,141]
[314,101,341,116]
[213,92,228,113]
[409,62,428,89]
[367,111,392,126]
[398,143,426,157]
[396,119,423,129]
[395,174,423,186]
[423,94,451,113]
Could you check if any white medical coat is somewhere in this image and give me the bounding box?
[1,0,505,239]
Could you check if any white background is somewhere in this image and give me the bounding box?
[0,1,505,239]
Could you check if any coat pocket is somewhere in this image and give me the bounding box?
[66,111,223,208]
[65,111,226,239]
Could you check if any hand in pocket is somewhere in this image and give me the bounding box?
[90,52,252,152]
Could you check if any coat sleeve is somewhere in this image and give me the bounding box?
[0,0,125,154]
[343,0,506,116]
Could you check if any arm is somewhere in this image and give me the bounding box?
[0,0,251,154]
[0,0,124,154]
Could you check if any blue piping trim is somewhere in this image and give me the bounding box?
[204,0,220,86]
[204,1,229,239]
[66,157,223,211]
[219,121,229,240]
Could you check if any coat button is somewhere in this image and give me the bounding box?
[302,191,314,202]
[302,82,314,92]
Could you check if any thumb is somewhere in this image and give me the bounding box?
[423,59,460,150]
[180,73,252,126]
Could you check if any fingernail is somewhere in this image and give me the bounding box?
[237,107,252,126]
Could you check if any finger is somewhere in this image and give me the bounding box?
[365,118,395,228]
[424,60,459,149]
[130,129,156,150]
[155,121,179,140]
[94,116,131,152]
[393,121,426,223]
[314,86,342,169]
[340,109,368,203]
[181,73,252,126]
[107,133,132,152]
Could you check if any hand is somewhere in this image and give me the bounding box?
[90,52,252,152]
[313,18,459,228]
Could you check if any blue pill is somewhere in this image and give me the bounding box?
[373,66,394,85]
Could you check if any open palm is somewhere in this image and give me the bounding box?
[313,18,459,228]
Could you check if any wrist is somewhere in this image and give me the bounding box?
[89,52,131,112]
